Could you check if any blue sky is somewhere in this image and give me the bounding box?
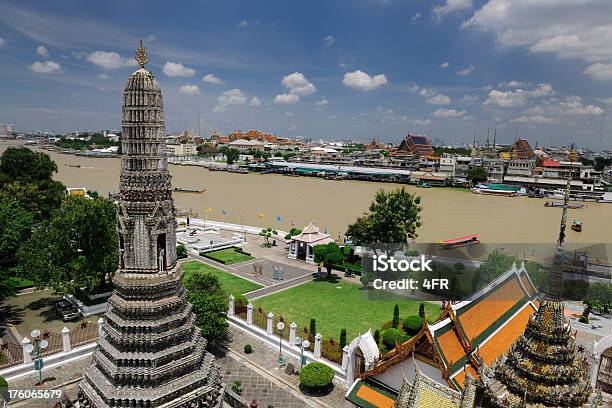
[1,0,612,148]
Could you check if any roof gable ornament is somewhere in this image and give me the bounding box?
[135,39,149,68]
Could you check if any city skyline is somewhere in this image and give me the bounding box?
[1,1,612,148]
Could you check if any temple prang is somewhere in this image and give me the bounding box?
[76,42,225,408]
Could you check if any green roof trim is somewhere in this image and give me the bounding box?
[346,378,398,408]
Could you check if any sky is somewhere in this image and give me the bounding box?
[1,0,612,149]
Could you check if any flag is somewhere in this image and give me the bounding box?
[276,215,283,222]
[221,208,227,215]
[258,213,264,219]
[206,208,212,213]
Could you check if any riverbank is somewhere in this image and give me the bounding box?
[2,140,611,245]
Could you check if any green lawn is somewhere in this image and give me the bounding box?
[202,248,255,265]
[182,260,262,297]
[254,280,440,340]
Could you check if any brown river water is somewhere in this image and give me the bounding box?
[2,141,611,250]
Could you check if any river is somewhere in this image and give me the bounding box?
[2,140,611,247]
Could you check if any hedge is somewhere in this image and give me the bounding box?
[300,362,335,392]
[382,328,401,349]
[402,315,423,336]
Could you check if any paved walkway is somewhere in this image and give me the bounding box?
[4,324,350,408]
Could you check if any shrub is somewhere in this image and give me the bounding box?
[176,243,188,259]
[231,380,242,395]
[339,329,347,349]
[0,375,7,388]
[373,329,380,345]
[300,362,335,392]
[578,315,589,324]
[403,315,423,336]
[235,294,248,307]
[244,344,252,354]
[418,303,425,319]
[309,318,316,339]
[392,304,400,329]
[382,328,401,349]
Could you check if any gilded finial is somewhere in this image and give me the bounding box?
[135,39,149,68]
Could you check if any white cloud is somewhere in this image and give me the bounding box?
[419,88,451,105]
[97,73,109,80]
[36,45,49,57]
[511,115,557,124]
[214,88,247,112]
[584,63,612,81]
[323,35,335,46]
[433,108,466,118]
[238,20,249,28]
[426,94,451,105]
[162,61,195,77]
[484,83,555,107]
[413,118,433,125]
[289,124,297,131]
[463,0,612,63]
[456,64,474,76]
[440,61,450,68]
[180,84,200,95]
[316,98,329,107]
[343,70,388,91]
[0,37,5,47]
[461,94,479,102]
[411,12,422,24]
[30,60,61,74]
[202,73,224,85]
[281,72,316,96]
[524,96,603,116]
[433,0,473,19]
[250,97,262,106]
[274,93,300,104]
[87,51,129,70]
[499,80,530,88]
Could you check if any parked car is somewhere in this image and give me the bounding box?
[54,298,82,322]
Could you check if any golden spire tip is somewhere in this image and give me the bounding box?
[135,39,149,68]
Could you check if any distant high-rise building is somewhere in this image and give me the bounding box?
[0,123,15,137]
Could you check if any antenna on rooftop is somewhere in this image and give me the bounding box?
[600,103,606,151]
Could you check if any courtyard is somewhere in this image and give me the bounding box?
[181,260,262,298]
[253,279,440,340]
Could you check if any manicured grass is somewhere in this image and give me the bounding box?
[254,280,440,340]
[202,248,255,265]
[182,260,262,297]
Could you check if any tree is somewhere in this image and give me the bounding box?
[309,318,317,339]
[467,167,488,184]
[0,147,57,183]
[0,194,33,261]
[373,329,380,345]
[418,303,425,319]
[219,147,240,165]
[313,242,342,279]
[392,304,400,329]
[259,227,278,247]
[17,196,118,294]
[454,262,465,275]
[345,188,421,245]
[339,328,347,349]
[584,282,612,314]
[184,270,229,340]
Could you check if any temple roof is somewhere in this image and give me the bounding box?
[290,222,334,244]
[361,262,539,392]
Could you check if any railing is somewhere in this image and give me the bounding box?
[0,341,23,369]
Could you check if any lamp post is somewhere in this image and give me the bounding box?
[25,329,48,386]
[295,336,310,370]
[277,321,285,365]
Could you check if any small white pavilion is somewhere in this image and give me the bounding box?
[287,222,334,263]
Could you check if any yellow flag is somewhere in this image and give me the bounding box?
[258,213,264,219]
[206,208,212,212]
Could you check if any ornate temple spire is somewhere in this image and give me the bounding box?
[135,39,149,68]
[77,44,224,408]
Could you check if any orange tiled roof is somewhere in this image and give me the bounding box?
[478,304,536,365]
[456,277,525,342]
[356,385,395,408]
[435,328,466,369]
